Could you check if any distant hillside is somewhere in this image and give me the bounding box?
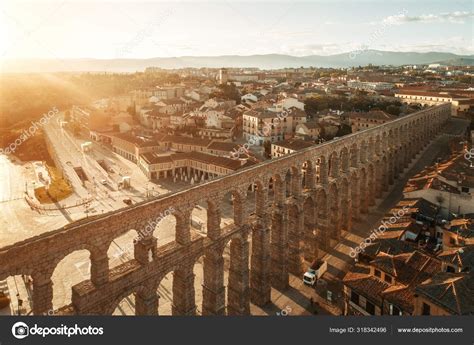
[2,50,473,72]
[433,57,474,66]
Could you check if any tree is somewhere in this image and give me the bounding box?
[126,103,138,121]
[336,124,352,137]
[386,105,401,116]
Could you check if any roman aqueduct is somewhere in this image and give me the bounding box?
[0,104,451,315]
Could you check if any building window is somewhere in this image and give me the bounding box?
[375,269,381,278]
[350,291,360,305]
[384,275,392,284]
[366,301,376,315]
[422,302,431,315]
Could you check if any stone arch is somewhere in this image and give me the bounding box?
[51,248,92,311]
[350,142,360,168]
[109,284,150,315]
[339,146,350,173]
[107,228,140,270]
[316,155,328,184]
[222,188,246,227]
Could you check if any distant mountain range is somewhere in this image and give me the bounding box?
[2,50,473,73]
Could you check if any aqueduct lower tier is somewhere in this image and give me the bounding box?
[0,104,451,315]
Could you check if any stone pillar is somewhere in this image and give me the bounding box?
[388,158,395,185]
[134,236,157,264]
[207,202,221,240]
[319,159,328,185]
[382,159,389,192]
[288,205,304,275]
[375,162,384,199]
[303,202,318,262]
[135,289,158,315]
[351,177,360,222]
[227,235,250,315]
[32,275,53,315]
[172,264,196,315]
[176,208,192,245]
[329,193,341,244]
[329,156,339,178]
[359,173,369,214]
[304,163,316,190]
[291,170,302,198]
[202,249,225,315]
[250,182,271,306]
[351,148,360,168]
[90,249,109,286]
[317,217,330,254]
[250,222,271,306]
[270,181,289,290]
[341,198,352,233]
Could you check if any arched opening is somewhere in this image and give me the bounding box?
[303,160,315,190]
[316,155,327,184]
[107,229,140,270]
[51,249,91,310]
[153,209,178,246]
[267,177,275,202]
[245,182,257,215]
[112,292,135,315]
[221,190,243,229]
[329,151,340,178]
[340,147,350,173]
[190,203,207,237]
[157,271,174,315]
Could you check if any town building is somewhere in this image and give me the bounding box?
[348,110,397,132]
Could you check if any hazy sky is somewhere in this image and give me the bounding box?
[0,0,472,59]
